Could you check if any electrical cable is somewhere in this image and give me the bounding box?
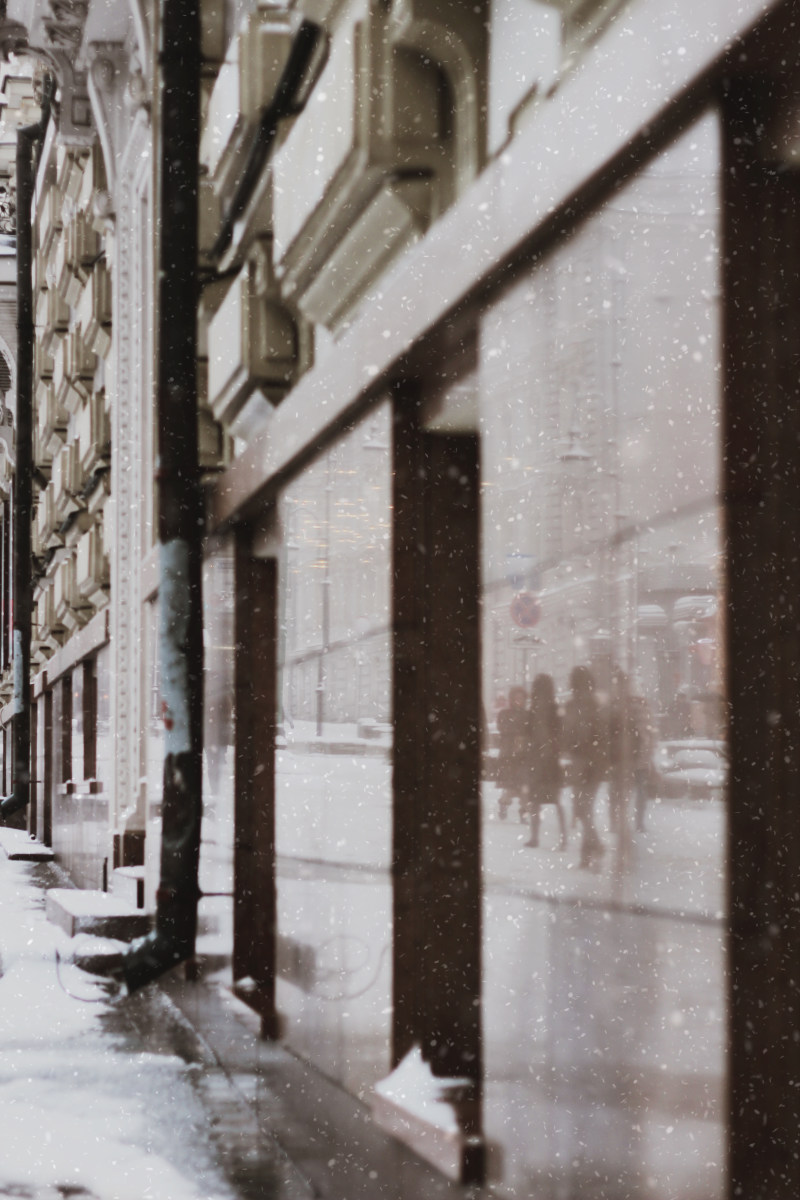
[53,946,121,1004]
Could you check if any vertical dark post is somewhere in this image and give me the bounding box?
[723,74,800,1200]
[420,432,482,1090]
[120,0,203,991]
[233,535,279,1037]
[0,85,51,824]
[82,659,97,781]
[42,688,52,846]
[61,674,72,785]
[392,390,483,1182]
[1,499,8,670]
[0,129,34,825]
[28,700,37,840]
[392,394,427,1063]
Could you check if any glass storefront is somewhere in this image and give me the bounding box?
[479,114,726,1198]
[276,403,393,1097]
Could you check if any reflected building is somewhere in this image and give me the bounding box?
[483,123,723,735]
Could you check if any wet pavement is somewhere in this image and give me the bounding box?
[0,854,312,1200]
[0,853,475,1200]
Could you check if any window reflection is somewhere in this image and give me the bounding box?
[275,404,393,1098]
[480,115,725,1199]
[482,115,723,898]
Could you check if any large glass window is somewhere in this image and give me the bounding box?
[479,115,725,1198]
[276,403,393,1097]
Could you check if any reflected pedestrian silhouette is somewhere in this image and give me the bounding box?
[564,665,605,869]
[496,685,529,821]
[525,673,567,851]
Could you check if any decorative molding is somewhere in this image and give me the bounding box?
[272,1,488,329]
[86,42,128,193]
[109,112,150,833]
[125,0,152,80]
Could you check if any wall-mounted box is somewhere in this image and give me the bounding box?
[207,263,296,431]
[272,1,487,328]
[299,176,430,327]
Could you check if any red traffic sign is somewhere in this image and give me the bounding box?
[510,592,541,628]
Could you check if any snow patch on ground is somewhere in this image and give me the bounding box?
[373,1045,470,1133]
[0,859,235,1200]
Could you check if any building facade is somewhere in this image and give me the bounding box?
[0,1,799,1197]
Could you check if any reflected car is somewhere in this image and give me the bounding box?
[653,739,727,801]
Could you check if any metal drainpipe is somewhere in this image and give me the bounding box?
[0,76,53,824]
[118,0,204,992]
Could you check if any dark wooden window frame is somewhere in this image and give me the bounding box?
[82,658,97,782]
[61,673,72,785]
[232,532,279,1039]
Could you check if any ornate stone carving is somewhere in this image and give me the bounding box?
[87,43,128,192]
[1,4,94,147]
[125,55,150,115]
[125,0,152,79]
[0,183,15,236]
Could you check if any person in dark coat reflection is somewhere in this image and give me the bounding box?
[525,673,567,850]
[564,665,605,869]
[496,685,529,820]
[607,669,648,850]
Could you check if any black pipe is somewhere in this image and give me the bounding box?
[118,10,323,993]
[211,19,323,262]
[1,76,54,824]
[118,0,204,992]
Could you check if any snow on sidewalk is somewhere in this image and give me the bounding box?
[0,856,237,1200]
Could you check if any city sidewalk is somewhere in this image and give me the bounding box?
[0,848,476,1200]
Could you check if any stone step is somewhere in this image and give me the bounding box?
[110,865,145,909]
[0,827,54,861]
[46,887,150,941]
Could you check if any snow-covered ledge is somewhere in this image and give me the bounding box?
[370,1046,484,1184]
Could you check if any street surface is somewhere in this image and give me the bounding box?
[0,855,311,1200]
